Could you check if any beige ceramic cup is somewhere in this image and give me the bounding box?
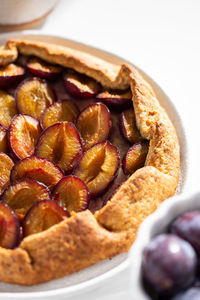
[0,0,58,30]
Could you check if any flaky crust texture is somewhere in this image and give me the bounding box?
[0,39,180,285]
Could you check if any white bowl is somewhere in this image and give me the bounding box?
[129,192,200,300]
[0,31,187,299]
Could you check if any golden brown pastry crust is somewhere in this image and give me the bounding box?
[0,39,180,285]
[0,41,18,66]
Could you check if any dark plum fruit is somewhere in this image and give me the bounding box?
[0,90,17,129]
[0,125,7,153]
[1,179,50,220]
[16,77,56,120]
[0,203,20,248]
[11,156,63,191]
[74,141,119,197]
[0,63,25,88]
[27,57,62,80]
[23,199,69,237]
[76,103,111,151]
[142,234,197,296]
[119,108,142,144]
[0,153,14,195]
[171,287,200,300]
[41,100,79,129]
[64,69,100,99]
[35,121,82,173]
[122,141,149,175]
[170,211,200,257]
[9,114,41,160]
[52,175,89,212]
[96,89,132,110]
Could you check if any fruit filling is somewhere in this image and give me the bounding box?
[35,121,82,173]
[122,141,149,175]
[96,89,132,110]
[0,90,17,128]
[0,63,25,88]
[11,156,63,191]
[1,180,50,220]
[0,125,7,153]
[0,55,149,247]
[0,203,20,248]
[9,114,41,159]
[52,175,89,212]
[64,69,101,98]
[0,153,14,195]
[27,57,62,80]
[120,108,142,144]
[76,103,111,150]
[23,200,69,237]
[41,100,79,129]
[16,77,56,120]
[74,141,120,197]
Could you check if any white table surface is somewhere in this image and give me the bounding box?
[2,0,200,299]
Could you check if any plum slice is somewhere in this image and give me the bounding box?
[0,153,14,195]
[1,180,50,220]
[76,103,111,151]
[52,176,89,212]
[16,77,56,120]
[0,203,20,248]
[64,69,101,99]
[120,108,142,144]
[9,114,41,160]
[0,90,17,129]
[11,156,63,191]
[74,141,119,197]
[41,100,79,129]
[23,199,69,237]
[35,121,82,173]
[27,57,62,80]
[122,141,149,175]
[0,63,25,88]
[0,125,7,153]
[96,89,132,110]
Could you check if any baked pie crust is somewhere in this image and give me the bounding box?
[0,39,180,285]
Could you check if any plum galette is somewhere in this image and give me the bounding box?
[0,39,180,285]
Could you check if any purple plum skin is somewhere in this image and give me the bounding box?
[170,211,200,257]
[142,234,197,296]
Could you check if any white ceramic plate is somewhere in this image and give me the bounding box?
[0,31,187,300]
